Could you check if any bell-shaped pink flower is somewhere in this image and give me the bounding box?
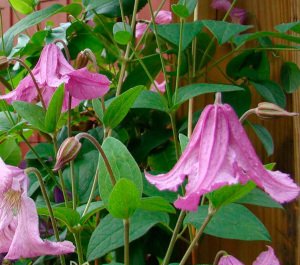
[145,102,299,211]
[253,246,280,265]
[230,8,247,24]
[0,158,75,260]
[218,246,280,265]
[150,80,166,93]
[218,255,244,265]
[0,44,110,111]
[211,0,231,11]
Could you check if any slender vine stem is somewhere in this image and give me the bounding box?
[169,111,181,159]
[213,250,228,265]
[124,219,130,265]
[162,211,186,265]
[179,207,216,265]
[25,167,66,265]
[74,232,84,265]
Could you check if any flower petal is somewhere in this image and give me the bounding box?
[155,10,172,24]
[253,246,280,265]
[211,0,231,11]
[135,22,148,38]
[65,67,110,100]
[5,196,75,260]
[218,255,244,265]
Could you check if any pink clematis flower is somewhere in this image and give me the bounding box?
[135,10,172,38]
[211,0,231,11]
[0,158,75,260]
[145,100,300,211]
[218,246,280,265]
[150,80,166,93]
[0,44,110,111]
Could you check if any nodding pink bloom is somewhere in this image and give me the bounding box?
[230,8,247,24]
[154,10,172,24]
[218,246,280,265]
[211,0,231,11]
[150,80,166,93]
[218,255,244,265]
[253,246,280,265]
[0,158,75,260]
[145,102,299,211]
[135,10,172,38]
[0,44,110,111]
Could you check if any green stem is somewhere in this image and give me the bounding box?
[213,250,228,265]
[52,134,69,207]
[75,133,116,186]
[173,18,184,104]
[74,232,84,265]
[162,211,186,265]
[123,219,130,265]
[179,207,216,265]
[147,0,171,104]
[169,112,181,160]
[25,167,66,265]
[116,0,140,96]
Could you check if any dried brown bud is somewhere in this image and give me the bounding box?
[75,51,89,69]
[0,56,9,70]
[255,102,299,119]
[53,137,82,171]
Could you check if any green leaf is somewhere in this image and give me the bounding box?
[108,179,141,219]
[207,182,256,209]
[139,196,175,214]
[132,90,168,112]
[77,201,105,224]
[237,188,283,208]
[275,21,300,34]
[44,84,64,133]
[1,4,82,54]
[171,4,189,18]
[281,62,300,93]
[113,22,132,45]
[12,101,47,133]
[92,98,104,122]
[98,137,143,205]
[38,207,80,230]
[85,0,147,18]
[87,210,169,261]
[184,204,271,241]
[104,86,145,129]
[202,20,252,45]
[9,0,35,14]
[179,133,189,152]
[173,83,244,109]
[154,21,204,50]
[25,143,55,160]
[247,122,274,156]
[178,0,198,15]
[251,80,286,108]
[0,138,22,166]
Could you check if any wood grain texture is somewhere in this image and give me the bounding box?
[172,0,300,264]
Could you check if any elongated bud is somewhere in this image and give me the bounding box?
[0,56,9,70]
[255,102,298,119]
[53,137,81,171]
[75,51,89,69]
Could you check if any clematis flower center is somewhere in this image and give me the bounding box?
[2,189,22,216]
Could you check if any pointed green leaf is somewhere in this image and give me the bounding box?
[9,0,35,15]
[184,204,271,241]
[108,179,141,219]
[98,137,143,205]
[113,22,132,45]
[92,98,104,122]
[132,90,168,112]
[0,138,22,166]
[281,62,300,93]
[44,84,64,133]
[275,21,300,34]
[12,101,47,132]
[171,4,189,18]
[103,86,145,129]
[139,196,175,214]
[87,210,169,261]
[202,20,252,44]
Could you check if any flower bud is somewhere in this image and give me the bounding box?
[255,102,298,119]
[74,51,89,69]
[0,56,9,71]
[53,137,81,171]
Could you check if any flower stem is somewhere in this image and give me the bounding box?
[213,250,228,265]
[179,207,216,265]
[75,133,116,186]
[25,167,66,265]
[9,57,46,109]
[74,232,84,265]
[162,210,186,265]
[169,112,181,160]
[123,218,130,265]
